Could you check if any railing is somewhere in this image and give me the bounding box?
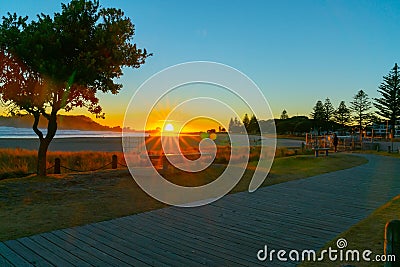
[47,154,128,174]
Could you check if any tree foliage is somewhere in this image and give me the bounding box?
[350,89,372,131]
[311,100,324,121]
[374,63,400,131]
[228,117,244,133]
[311,100,325,126]
[242,113,250,131]
[323,98,335,122]
[248,114,260,135]
[280,109,289,120]
[275,116,313,135]
[0,0,151,175]
[334,101,350,127]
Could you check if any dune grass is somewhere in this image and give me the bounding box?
[0,148,126,179]
[300,194,400,267]
[0,152,367,242]
[0,140,311,179]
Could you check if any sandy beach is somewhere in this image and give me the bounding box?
[0,136,306,152]
[0,137,124,152]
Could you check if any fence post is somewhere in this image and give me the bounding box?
[112,155,118,169]
[54,158,61,174]
[388,146,392,153]
[162,155,168,172]
[384,220,400,267]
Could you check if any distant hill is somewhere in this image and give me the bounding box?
[0,115,121,132]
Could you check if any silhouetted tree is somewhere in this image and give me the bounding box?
[228,118,234,132]
[242,113,250,132]
[228,117,244,133]
[0,0,151,175]
[350,90,372,133]
[248,114,260,135]
[334,101,351,128]
[280,109,289,120]
[374,63,400,134]
[322,97,335,132]
[324,98,335,122]
[311,100,325,132]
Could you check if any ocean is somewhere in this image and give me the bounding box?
[0,126,146,139]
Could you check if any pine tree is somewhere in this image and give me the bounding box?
[242,113,250,132]
[248,114,260,135]
[324,98,335,122]
[334,101,351,127]
[228,118,234,133]
[311,100,325,134]
[374,63,400,133]
[350,90,372,132]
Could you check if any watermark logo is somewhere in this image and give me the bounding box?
[257,238,395,263]
[122,61,276,207]
[336,238,347,249]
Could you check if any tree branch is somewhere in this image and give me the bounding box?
[32,111,44,140]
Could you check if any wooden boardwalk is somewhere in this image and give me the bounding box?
[1,154,400,266]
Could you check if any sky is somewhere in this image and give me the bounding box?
[1,0,400,130]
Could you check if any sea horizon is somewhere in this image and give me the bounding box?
[0,126,148,139]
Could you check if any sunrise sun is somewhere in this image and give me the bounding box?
[164,123,174,132]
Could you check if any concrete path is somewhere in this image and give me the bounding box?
[1,154,400,266]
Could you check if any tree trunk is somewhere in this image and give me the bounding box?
[34,112,58,176]
[37,139,50,176]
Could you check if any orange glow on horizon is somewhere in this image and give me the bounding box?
[60,94,229,132]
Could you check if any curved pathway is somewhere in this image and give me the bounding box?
[1,154,400,266]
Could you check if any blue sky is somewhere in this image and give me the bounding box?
[1,0,399,127]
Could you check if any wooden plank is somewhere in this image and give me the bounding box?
[135,214,262,266]
[134,213,296,266]
[53,229,130,267]
[83,224,165,267]
[211,197,361,231]
[0,258,13,267]
[30,235,92,267]
[18,237,73,267]
[152,207,312,251]
[4,240,52,267]
[95,219,218,266]
[151,209,265,250]
[105,216,242,266]
[157,207,325,251]
[41,231,104,266]
[0,242,31,267]
[162,205,334,247]
[92,220,205,266]
[62,226,149,266]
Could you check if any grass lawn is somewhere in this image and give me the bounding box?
[300,194,400,267]
[0,153,367,242]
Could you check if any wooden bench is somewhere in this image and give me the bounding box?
[312,147,329,157]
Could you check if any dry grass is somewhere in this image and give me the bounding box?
[0,148,126,179]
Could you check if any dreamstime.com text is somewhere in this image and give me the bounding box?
[257,238,395,263]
